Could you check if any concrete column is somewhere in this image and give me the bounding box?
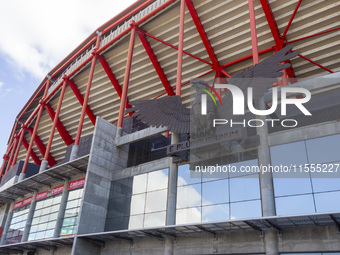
[166,157,178,226]
[0,202,14,245]
[53,180,70,238]
[39,160,49,172]
[21,192,37,242]
[18,172,25,182]
[256,97,278,255]
[164,237,174,255]
[70,145,79,161]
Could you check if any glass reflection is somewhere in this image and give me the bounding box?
[306,134,340,164]
[230,200,262,219]
[276,194,315,216]
[106,168,169,231]
[176,207,201,225]
[6,205,30,244]
[202,204,229,222]
[314,191,340,213]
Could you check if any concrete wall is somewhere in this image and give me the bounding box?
[72,117,128,255]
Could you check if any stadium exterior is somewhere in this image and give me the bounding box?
[0,0,339,254]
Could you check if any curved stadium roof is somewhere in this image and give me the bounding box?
[1,0,340,170]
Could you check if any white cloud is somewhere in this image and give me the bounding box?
[0,0,137,80]
[0,82,3,89]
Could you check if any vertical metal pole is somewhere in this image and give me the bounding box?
[40,79,67,172]
[116,21,137,140]
[11,127,25,168]
[71,35,101,160]
[19,81,50,181]
[176,0,186,97]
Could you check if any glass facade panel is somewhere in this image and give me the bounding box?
[5,205,30,244]
[60,188,83,237]
[271,134,340,216]
[28,194,62,241]
[230,200,262,219]
[176,162,261,225]
[276,194,315,216]
[106,168,169,231]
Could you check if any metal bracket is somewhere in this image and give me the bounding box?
[265,219,282,236]
[196,225,218,241]
[244,221,264,238]
[142,231,165,243]
[156,230,178,243]
[110,234,133,246]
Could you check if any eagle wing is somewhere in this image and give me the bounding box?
[126,95,191,134]
[217,44,299,119]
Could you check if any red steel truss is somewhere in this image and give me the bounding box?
[1,0,339,177]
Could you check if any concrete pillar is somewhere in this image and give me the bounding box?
[53,180,70,238]
[70,145,79,161]
[256,97,278,255]
[0,202,14,245]
[18,172,25,182]
[164,237,174,255]
[39,160,48,172]
[166,157,178,226]
[166,133,180,226]
[21,192,37,242]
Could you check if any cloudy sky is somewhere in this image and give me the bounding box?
[0,0,136,159]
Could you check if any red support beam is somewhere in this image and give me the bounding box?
[291,50,334,73]
[259,0,283,47]
[11,127,25,168]
[259,0,297,83]
[74,36,101,146]
[287,27,340,44]
[21,138,42,165]
[27,128,57,167]
[68,79,97,125]
[185,0,220,70]
[5,136,18,173]
[117,21,137,129]
[221,46,275,68]
[43,80,67,164]
[282,0,302,39]
[21,81,50,174]
[45,103,74,146]
[97,55,132,109]
[145,32,212,66]
[176,0,186,97]
[248,0,259,65]
[137,31,175,96]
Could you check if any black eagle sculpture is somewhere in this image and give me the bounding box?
[127,45,298,134]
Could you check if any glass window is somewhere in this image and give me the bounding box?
[202,179,229,206]
[230,200,262,219]
[176,163,261,225]
[202,204,229,222]
[275,194,315,216]
[271,141,308,167]
[273,178,312,197]
[60,188,83,237]
[176,207,201,225]
[177,184,201,209]
[5,205,30,244]
[177,164,201,186]
[106,168,169,231]
[314,191,340,213]
[306,134,340,164]
[28,194,62,241]
[145,190,167,213]
[230,175,260,202]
